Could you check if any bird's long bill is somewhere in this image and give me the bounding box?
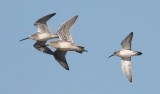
[108,54,114,58]
[19,37,29,42]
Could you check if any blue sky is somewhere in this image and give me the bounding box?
[0,0,160,94]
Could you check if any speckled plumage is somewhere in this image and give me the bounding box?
[47,15,87,70]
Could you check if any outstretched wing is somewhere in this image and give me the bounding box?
[34,13,56,33]
[121,57,132,82]
[121,32,133,50]
[53,50,69,70]
[56,15,78,43]
[34,41,54,55]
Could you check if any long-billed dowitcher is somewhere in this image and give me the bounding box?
[108,32,142,82]
[20,13,58,55]
[46,15,87,70]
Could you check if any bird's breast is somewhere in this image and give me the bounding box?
[38,33,57,41]
[57,42,77,51]
[58,42,72,48]
[119,50,136,57]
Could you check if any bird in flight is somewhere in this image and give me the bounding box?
[20,13,58,55]
[45,15,88,70]
[108,32,142,82]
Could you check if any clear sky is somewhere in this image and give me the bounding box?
[0,0,160,94]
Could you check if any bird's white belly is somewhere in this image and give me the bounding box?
[58,42,77,51]
[119,50,136,57]
[38,33,53,41]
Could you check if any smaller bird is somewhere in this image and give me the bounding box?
[45,15,88,70]
[20,13,58,55]
[108,32,142,82]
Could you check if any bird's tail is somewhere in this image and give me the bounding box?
[76,46,88,53]
[136,52,142,55]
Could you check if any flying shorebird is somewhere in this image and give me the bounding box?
[45,15,88,70]
[20,13,58,55]
[108,32,142,82]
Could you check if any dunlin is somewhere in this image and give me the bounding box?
[20,13,58,55]
[108,32,142,82]
[46,15,88,70]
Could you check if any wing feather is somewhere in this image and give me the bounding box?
[56,16,78,42]
[121,32,133,50]
[121,57,132,82]
[53,50,69,70]
[34,41,54,55]
[34,13,56,33]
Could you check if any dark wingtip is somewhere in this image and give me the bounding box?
[52,13,56,16]
[75,15,78,18]
[130,32,133,35]
[129,79,132,83]
[65,67,69,70]
[128,77,132,83]
[47,13,56,18]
